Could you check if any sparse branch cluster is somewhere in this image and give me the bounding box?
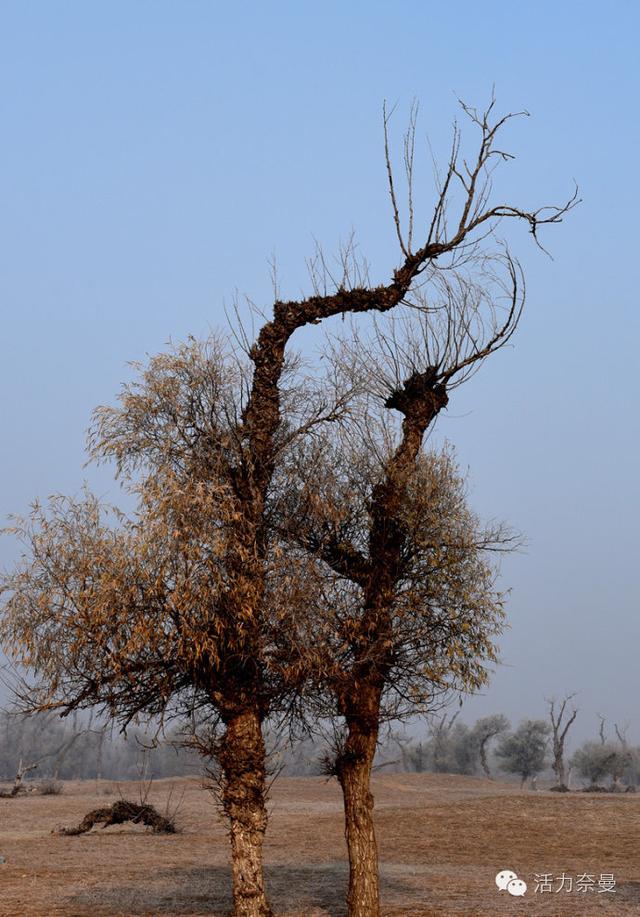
[275,436,508,723]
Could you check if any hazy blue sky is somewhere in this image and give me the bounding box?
[1,2,638,743]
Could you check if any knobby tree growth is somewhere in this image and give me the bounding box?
[0,96,575,917]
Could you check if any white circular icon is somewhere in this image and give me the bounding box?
[495,869,518,891]
[495,869,527,896]
[507,878,527,897]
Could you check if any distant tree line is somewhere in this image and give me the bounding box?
[389,706,640,791]
[4,705,638,793]
[0,711,200,782]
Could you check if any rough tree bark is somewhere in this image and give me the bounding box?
[335,686,382,917]
[219,706,272,917]
[217,223,445,916]
[334,380,448,917]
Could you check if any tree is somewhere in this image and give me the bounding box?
[571,722,633,791]
[442,722,481,776]
[569,717,634,791]
[395,714,508,777]
[397,714,472,775]
[1,335,350,917]
[1,95,574,917]
[571,741,622,788]
[621,745,640,788]
[280,430,510,912]
[597,714,608,745]
[0,709,88,794]
[495,719,550,787]
[471,714,510,779]
[611,723,634,788]
[275,96,574,915]
[430,714,465,774]
[546,694,578,789]
[395,734,431,774]
[0,757,39,797]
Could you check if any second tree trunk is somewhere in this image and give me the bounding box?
[336,696,381,917]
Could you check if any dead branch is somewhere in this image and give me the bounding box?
[54,800,176,836]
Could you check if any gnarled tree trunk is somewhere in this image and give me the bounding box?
[336,687,381,917]
[479,739,492,780]
[219,706,272,917]
[554,756,567,788]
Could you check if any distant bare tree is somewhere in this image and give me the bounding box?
[614,723,629,748]
[547,694,578,789]
[598,714,608,745]
[394,734,430,774]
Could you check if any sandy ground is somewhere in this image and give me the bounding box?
[0,773,638,916]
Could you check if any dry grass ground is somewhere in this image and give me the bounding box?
[0,773,638,916]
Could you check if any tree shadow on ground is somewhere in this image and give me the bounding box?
[69,861,426,916]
